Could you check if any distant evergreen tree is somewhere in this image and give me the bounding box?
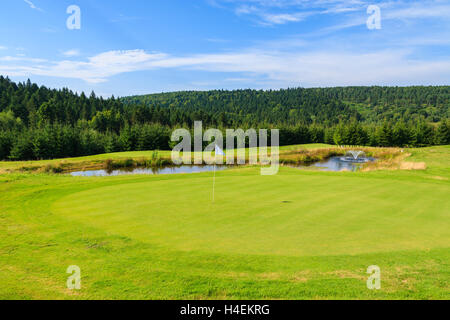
[376,122,394,147]
[333,123,347,146]
[9,132,34,160]
[393,121,414,147]
[414,121,435,147]
[436,120,450,145]
[0,131,13,160]
[324,128,335,145]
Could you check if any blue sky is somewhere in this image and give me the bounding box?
[0,0,449,96]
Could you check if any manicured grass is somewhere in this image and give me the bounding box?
[0,145,449,299]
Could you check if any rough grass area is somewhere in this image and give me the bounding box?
[0,145,449,299]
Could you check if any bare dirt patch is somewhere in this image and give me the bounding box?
[400,162,427,170]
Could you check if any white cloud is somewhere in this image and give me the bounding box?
[213,0,450,27]
[0,46,7,50]
[217,0,366,25]
[235,5,258,15]
[386,4,450,20]
[1,48,449,86]
[301,1,450,36]
[62,49,81,57]
[261,12,306,24]
[234,3,316,25]
[23,0,43,12]
[0,56,47,63]
[8,50,167,83]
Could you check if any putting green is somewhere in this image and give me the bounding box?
[52,169,450,257]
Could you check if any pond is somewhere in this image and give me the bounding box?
[70,165,227,177]
[311,156,375,172]
[70,156,376,176]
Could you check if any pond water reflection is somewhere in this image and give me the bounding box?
[70,156,376,176]
[312,156,375,172]
[70,165,226,177]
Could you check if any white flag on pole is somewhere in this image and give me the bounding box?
[215,144,225,156]
[212,145,224,203]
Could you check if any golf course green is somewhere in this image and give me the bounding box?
[1,145,449,299]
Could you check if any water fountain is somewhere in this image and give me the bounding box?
[341,151,370,163]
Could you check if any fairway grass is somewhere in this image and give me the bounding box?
[0,145,449,299]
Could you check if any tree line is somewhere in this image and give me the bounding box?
[123,86,450,125]
[0,76,448,160]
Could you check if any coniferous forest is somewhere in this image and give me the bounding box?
[0,76,449,160]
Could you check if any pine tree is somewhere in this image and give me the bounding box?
[393,121,413,147]
[436,120,450,145]
[333,123,346,146]
[376,122,394,147]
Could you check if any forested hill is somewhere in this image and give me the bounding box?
[122,87,450,125]
[1,75,448,128]
[0,76,449,160]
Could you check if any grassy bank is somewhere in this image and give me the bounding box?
[0,144,404,174]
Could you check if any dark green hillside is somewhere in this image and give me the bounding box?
[122,86,450,125]
[0,76,449,160]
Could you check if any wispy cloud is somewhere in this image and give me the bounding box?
[298,1,450,36]
[1,47,449,86]
[0,55,47,63]
[62,49,81,57]
[386,3,450,20]
[234,4,316,25]
[215,0,366,26]
[0,50,167,83]
[23,0,43,12]
[211,0,450,27]
[260,12,310,25]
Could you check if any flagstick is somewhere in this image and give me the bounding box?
[212,162,216,203]
[213,145,223,203]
